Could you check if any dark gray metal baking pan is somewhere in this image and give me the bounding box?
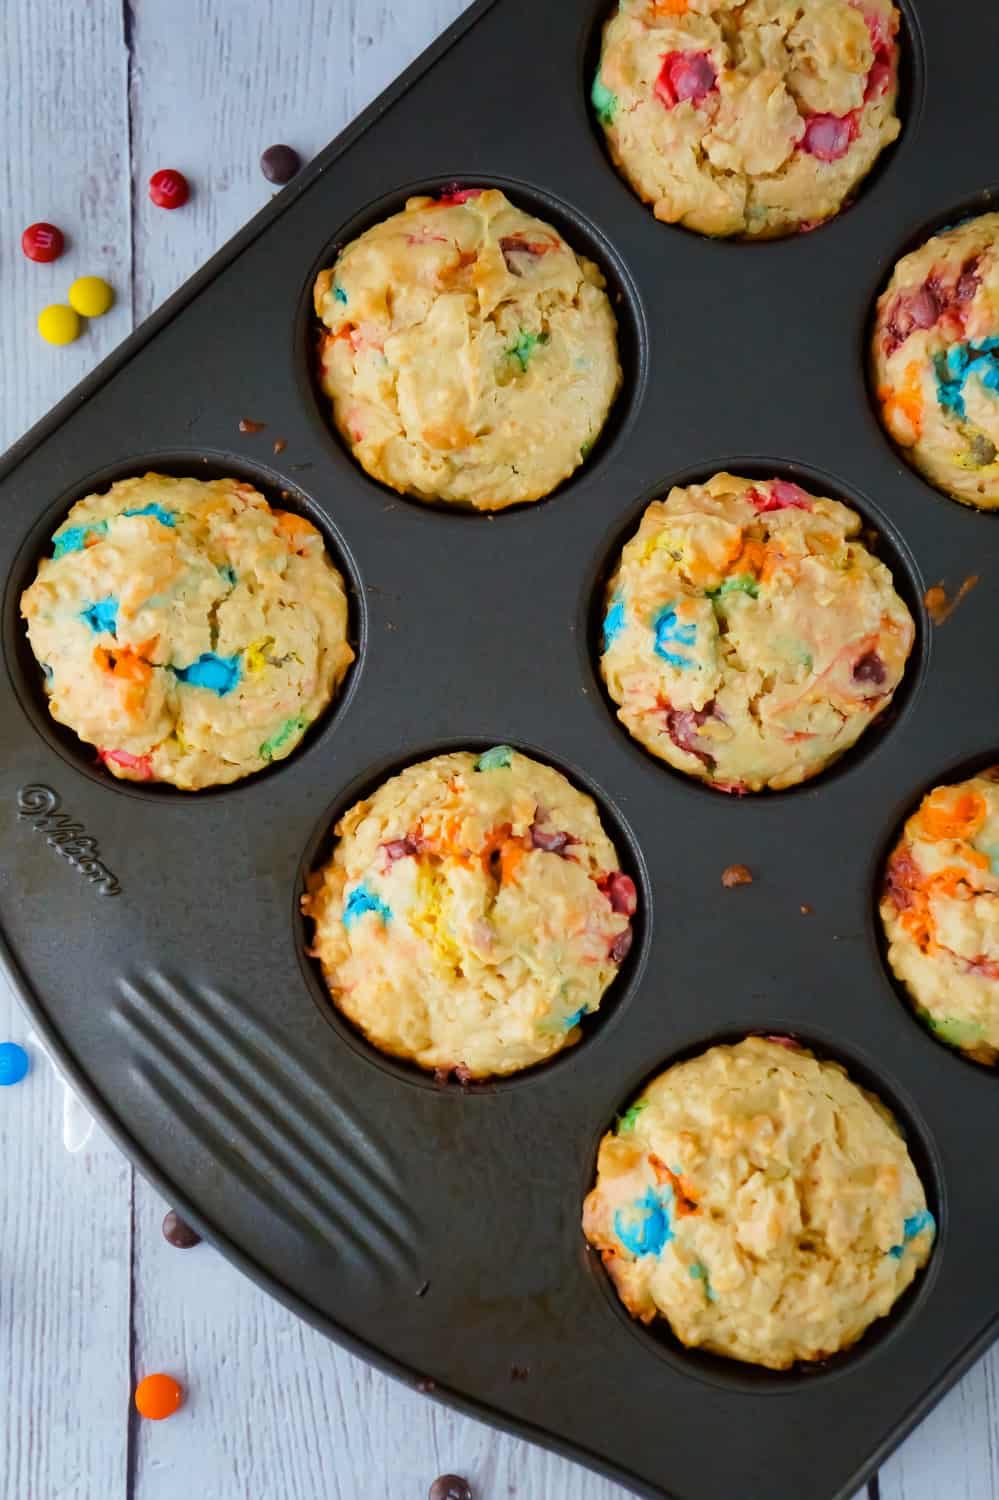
[2,2,998,1496]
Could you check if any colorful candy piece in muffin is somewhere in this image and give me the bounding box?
[302,748,637,1078]
[313,189,622,509]
[872,212,999,509]
[583,1037,935,1369]
[592,0,901,239]
[20,474,354,790]
[881,772,999,1063]
[599,472,914,792]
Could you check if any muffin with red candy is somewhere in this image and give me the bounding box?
[302,747,637,1079]
[20,474,354,790]
[591,0,901,239]
[599,472,914,792]
[872,213,999,510]
[881,773,999,1064]
[313,188,621,509]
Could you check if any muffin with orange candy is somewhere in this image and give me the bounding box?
[313,188,621,509]
[599,471,914,791]
[303,748,636,1078]
[881,772,999,1063]
[583,1037,934,1369]
[872,212,999,509]
[21,474,353,789]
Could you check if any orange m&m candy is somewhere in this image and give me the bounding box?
[135,1372,184,1420]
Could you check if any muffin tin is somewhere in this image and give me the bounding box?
[1,2,997,1496]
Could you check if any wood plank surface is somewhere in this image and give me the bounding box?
[126,0,472,321]
[0,2,133,450]
[131,1175,628,1500]
[1,5,133,1497]
[0,978,132,1500]
[879,1373,999,1500]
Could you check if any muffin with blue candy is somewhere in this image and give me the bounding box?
[313,188,622,510]
[20,474,354,789]
[873,211,999,509]
[583,1036,935,1370]
[302,748,636,1078]
[592,0,902,240]
[881,772,999,1065]
[599,471,914,791]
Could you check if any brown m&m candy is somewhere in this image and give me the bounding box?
[162,1209,202,1249]
[428,1478,472,1500]
[260,144,302,184]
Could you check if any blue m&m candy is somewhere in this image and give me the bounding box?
[0,1042,30,1086]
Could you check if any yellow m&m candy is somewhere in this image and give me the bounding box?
[68,276,115,317]
[37,304,81,346]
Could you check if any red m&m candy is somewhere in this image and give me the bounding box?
[149,169,190,210]
[22,222,65,263]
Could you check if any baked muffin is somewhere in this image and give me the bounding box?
[881,772,999,1064]
[313,188,622,509]
[599,472,914,792]
[21,474,354,790]
[583,1037,935,1369]
[592,0,901,239]
[302,747,636,1078]
[872,213,999,509]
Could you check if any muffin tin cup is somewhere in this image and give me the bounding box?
[871,751,999,1071]
[296,173,651,513]
[3,450,367,800]
[582,0,930,246]
[581,454,932,799]
[863,184,999,512]
[295,737,653,1094]
[2,3,998,1498]
[581,1026,946,1397]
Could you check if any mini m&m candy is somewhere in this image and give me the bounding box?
[260,144,301,184]
[0,1042,29,1086]
[135,1373,184,1420]
[37,305,81,346]
[429,1478,473,1500]
[162,1209,202,1249]
[22,222,65,263]
[149,169,190,209]
[68,276,115,318]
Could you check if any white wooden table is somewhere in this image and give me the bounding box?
[0,4,992,1497]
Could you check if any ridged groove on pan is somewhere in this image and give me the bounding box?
[112,970,418,1278]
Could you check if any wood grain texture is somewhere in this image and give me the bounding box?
[0,1,133,450]
[0,972,131,1500]
[879,1371,999,1500]
[1,8,135,1492]
[126,0,470,321]
[0,1,995,1497]
[131,1174,630,1499]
